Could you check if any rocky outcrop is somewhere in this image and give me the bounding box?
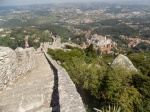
[111,54,137,72]
[44,50,86,112]
[0,47,35,91]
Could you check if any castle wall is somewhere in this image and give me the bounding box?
[43,42,86,112]
[0,43,86,111]
[0,47,35,91]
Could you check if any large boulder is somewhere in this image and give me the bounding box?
[111,54,137,72]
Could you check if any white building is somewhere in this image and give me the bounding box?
[89,34,112,47]
[0,28,4,32]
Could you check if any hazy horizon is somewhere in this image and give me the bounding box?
[0,0,150,6]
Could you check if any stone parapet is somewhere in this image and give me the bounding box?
[0,47,35,91]
[44,52,86,112]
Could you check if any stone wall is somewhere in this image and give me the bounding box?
[0,47,35,91]
[44,48,86,112]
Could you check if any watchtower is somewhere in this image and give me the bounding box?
[25,36,29,48]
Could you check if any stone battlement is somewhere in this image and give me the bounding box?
[0,47,35,91]
[0,44,86,112]
[43,42,86,112]
[44,51,86,112]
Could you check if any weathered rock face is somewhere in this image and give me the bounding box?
[0,47,35,91]
[111,54,137,72]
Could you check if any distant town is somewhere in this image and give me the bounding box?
[0,2,149,54]
[0,2,150,112]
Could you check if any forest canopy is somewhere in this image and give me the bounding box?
[47,46,150,112]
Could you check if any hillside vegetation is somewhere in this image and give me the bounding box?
[48,45,150,112]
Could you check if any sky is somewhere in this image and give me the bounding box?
[0,0,149,6]
[0,0,97,6]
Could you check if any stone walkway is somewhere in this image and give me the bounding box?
[0,53,54,112]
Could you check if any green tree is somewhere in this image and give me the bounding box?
[132,73,150,112]
[102,66,141,112]
[85,44,97,58]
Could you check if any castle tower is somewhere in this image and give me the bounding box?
[25,36,29,48]
[105,35,107,40]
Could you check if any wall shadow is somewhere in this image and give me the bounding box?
[44,53,60,112]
